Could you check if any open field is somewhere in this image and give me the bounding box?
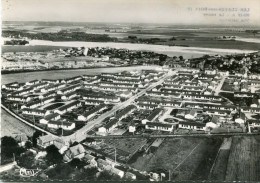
[225,136,260,181]
[130,137,223,181]
[1,108,35,137]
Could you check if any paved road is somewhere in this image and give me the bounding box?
[214,75,226,96]
[63,69,177,142]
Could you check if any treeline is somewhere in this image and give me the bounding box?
[4,39,29,45]
[2,30,118,42]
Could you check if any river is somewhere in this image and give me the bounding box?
[1,65,159,85]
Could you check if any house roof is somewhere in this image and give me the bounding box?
[83,104,106,117]
[38,135,55,143]
[146,122,173,128]
[44,113,60,120]
[179,121,206,127]
[147,108,163,121]
[97,158,110,166]
[104,118,118,129]
[65,144,86,159]
[85,154,96,161]
[115,105,136,119]
[211,115,220,123]
[189,109,197,116]
[203,108,231,114]
[85,99,104,104]
[42,96,55,102]
[22,108,46,113]
[48,120,74,127]
[42,91,56,97]
[64,91,77,97]
[57,101,81,111]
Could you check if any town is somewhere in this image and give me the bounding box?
[1,46,170,73]
[1,49,260,181]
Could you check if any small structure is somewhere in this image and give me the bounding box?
[63,144,86,162]
[37,135,55,148]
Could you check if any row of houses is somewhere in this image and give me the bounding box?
[21,96,56,109]
[83,95,120,103]
[78,104,107,121]
[145,120,207,132]
[98,105,136,133]
[39,113,75,130]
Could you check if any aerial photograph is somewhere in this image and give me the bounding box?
[0,0,260,182]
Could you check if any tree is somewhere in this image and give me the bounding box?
[17,151,35,169]
[2,136,18,147]
[32,131,43,147]
[46,163,74,180]
[97,171,121,181]
[45,145,63,165]
[25,141,33,149]
[85,138,95,143]
[1,136,25,164]
[69,158,85,169]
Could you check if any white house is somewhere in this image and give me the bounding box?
[39,113,61,124]
[47,121,75,130]
[185,109,197,120]
[178,121,206,131]
[145,122,173,132]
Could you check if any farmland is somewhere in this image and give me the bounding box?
[210,138,232,181]
[128,136,260,181]
[225,136,260,181]
[130,137,223,181]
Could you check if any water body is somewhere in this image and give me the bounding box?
[235,37,260,44]
[1,65,159,85]
[28,40,255,58]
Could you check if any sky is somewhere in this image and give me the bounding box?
[1,0,260,26]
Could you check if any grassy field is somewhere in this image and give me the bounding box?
[1,108,35,137]
[130,137,223,181]
[225,136,260,181]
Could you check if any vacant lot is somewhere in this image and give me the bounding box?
[225,136,260,181]
[1,108,35,137]
[130,137,222,181]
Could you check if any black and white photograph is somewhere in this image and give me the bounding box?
[1,0,260,182]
